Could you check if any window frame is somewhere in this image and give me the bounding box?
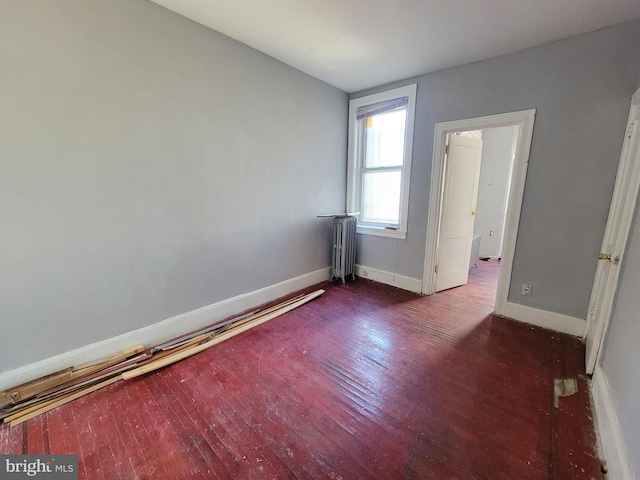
[347,84,417,239]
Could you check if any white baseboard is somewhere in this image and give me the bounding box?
[0,267,330,391]
[502,302,585,337]
[355,264,423,293]
[591,365,636,480]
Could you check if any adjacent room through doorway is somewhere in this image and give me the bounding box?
[435,125,520,306]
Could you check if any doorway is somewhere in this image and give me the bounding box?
[422,110,536,317]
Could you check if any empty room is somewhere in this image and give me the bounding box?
[1,1,640,479]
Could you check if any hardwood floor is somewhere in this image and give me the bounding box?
[0,260,603,479]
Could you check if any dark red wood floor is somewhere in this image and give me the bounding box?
[0,260,603,479]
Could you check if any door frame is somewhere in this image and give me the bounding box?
[585,88,640,374]
[422,109,536,317]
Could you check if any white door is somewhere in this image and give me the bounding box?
[585,89,640,374]
[435,134,483,292]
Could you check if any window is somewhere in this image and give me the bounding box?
[347,84,416,239]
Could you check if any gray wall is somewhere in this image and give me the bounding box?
[0,0,347,373]
[474,126,518,258]
[600,191,640,477]
[353,21,640,318]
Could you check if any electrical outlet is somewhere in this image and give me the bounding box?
[522,284,532,296]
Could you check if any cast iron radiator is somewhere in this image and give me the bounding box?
[331,215,357,283]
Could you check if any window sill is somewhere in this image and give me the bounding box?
[356,225,407,240]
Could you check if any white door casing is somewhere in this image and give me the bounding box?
[585,89,640,374]
[435,135,483,291]
[423,109,536,317]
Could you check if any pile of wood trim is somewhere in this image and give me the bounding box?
[0,289,324,427]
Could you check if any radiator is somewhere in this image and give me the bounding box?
[331,215,357,283]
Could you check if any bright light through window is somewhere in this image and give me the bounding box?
[362,110,406,223]
[363,170,401,223]
[365,110,406,168]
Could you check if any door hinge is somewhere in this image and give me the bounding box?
[445,145,449,154]
[435,265,439,274]
[628,122,635,139]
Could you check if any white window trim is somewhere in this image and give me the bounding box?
[347,84,417,240]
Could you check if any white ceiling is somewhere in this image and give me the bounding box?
[150,0,640,93]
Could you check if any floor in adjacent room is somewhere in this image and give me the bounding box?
[0,260,603,479]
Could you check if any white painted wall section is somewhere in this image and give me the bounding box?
[474,126,518,258]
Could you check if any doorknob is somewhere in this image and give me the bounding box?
[599,253,620,265]
[471,210,479,216]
